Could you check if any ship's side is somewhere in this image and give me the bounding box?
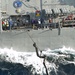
[0,0,75,52]
[0,27,75,52]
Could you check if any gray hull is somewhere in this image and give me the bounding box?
[0,27,75,52]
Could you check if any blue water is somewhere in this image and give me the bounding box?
[0,46,75,75]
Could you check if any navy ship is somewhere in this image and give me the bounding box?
[0,1,75,75]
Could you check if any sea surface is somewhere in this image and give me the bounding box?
[0,46,75,75]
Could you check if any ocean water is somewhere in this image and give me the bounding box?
[0,46,75,75]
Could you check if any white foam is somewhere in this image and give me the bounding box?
[0,46,75,74]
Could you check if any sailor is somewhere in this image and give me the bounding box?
[4,19,7,30]
[49,18,53,30]
[49,18,52,23]
[2,20,5,30]
[38,19,41,28]
[17,18,20,28]
[6,20,9,30]
[8,18,13,30]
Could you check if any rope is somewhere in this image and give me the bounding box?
[26,31,34,43]
[11,29,41,50]
[26,30,41,50]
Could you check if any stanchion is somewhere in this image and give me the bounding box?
[58,21,61,35]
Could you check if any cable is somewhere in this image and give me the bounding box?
[26,31,34,43]
[26,30,41,50]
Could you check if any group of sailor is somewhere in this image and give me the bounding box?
[2,19,13,30]
[1,17,54,30]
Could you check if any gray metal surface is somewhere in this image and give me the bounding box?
[0,27,75,52]
[1,0,75,16]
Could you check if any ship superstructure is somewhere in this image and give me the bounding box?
[0,0,75,17]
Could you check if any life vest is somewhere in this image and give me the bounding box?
[6,21,9,27]
[2,21,5,26]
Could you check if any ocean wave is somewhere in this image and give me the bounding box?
[0,46,75,75]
